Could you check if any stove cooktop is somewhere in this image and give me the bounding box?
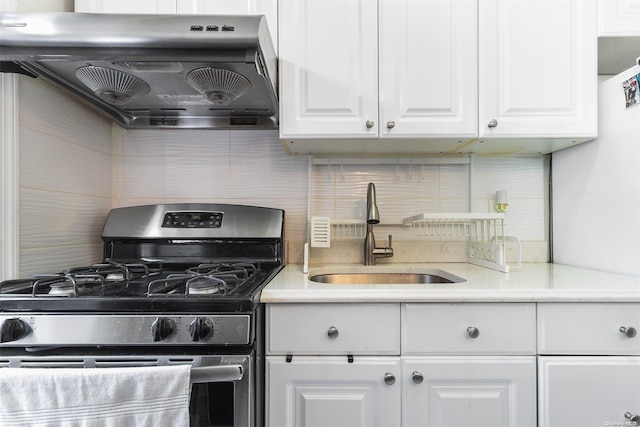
[0,260,282,313]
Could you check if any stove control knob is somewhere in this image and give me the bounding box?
[1,318,30,343]
[189,318,213,341]
[151,317,175,342]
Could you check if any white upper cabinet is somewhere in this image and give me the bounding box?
[598,0,640,35]
[476,0,598,144]
[278,0,379,139]
[280,0,598,155]
[379,0,478,139]
[75,0,177,13]
[279,0,478,155]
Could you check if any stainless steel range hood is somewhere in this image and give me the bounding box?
[0,12,278,129]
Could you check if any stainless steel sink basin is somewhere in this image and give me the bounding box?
[309,270,465,285]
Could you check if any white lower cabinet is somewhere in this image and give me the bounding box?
[266,303,537,426]
[267,356,401,427]
[403,357,537,427]
[537,303,640,427]
[538,356,640,427]
[267,302,640,425]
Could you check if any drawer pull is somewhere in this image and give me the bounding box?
[466,326,480,339]
[412,371,424,384]
[620,326,637,338]
[624,412,640,424]
[384,372,396,385]
[327,326,339,339]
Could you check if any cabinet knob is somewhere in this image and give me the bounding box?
[625,412,640,424]
[487,119,498,128]
[384,372,396,385]
[366,120,375,129]
[327,326,339,339]
[386,121,395,129]
[620,326,637,338]
[467,326,480,339]
[412,371,424,384]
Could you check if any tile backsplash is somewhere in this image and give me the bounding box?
[17,77,548,276]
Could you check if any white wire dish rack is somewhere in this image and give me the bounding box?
[402,213,510,272]
[309,213,512,272]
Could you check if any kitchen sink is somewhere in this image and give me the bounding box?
[309,270,466,285]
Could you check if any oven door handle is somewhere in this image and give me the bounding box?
[190,364,243,384]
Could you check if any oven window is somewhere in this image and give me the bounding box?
[190,382,235,427]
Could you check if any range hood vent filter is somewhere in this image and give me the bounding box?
[75,65,151,106]
[186,67,252,106]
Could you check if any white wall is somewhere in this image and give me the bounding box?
[553,66,640,276]
[18,78,112,276]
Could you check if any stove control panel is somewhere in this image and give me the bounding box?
[162,211,223,228]
[0,315,250,346]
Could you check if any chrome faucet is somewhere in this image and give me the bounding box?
[364,183,393,265]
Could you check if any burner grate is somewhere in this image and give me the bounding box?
[0,261,163,297]
[148,262,260,297]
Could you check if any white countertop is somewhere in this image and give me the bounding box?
[261,263,640,303]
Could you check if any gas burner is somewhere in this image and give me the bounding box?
[48,281,86,296]
[187,276,224,295]
[147,262,261,297]
[67,260,162,282]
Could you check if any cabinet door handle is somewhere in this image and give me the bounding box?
[625,412,640,424]
[487,119,498,128]
[366,120,375,129]
[327,326,339,339]
[386,121,395,129]
[620,326,637,338]
[384,372,396,385]
[412,371,424,384]
[467,326,480,339]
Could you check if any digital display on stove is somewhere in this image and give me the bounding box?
[162,211,223,228]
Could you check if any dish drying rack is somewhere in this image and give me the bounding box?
[310,213,511,272]
[402,213,509,272]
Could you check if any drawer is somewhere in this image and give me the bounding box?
[267,303,400,355]
[538,303,640,355]
[402,303,536,355]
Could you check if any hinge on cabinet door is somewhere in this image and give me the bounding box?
[286,354,292,363]
[347,355,353,363]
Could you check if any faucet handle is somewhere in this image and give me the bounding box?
[384,235,394,258]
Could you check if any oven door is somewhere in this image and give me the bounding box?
[0,353,253,427]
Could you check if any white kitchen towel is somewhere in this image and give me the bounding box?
[0,365,191,427]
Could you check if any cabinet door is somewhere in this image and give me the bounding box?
[267,303,400,355]
[538,303,640,355]
[598,0,640,36]
[402,303,536,356]
[379,0,477,139]
[176,0,278,50]
[478,0,597,138]
[538,356,640,427]
[267,356,401,427]
[403,356,537,427]
[279,0,379,139]
[75,0,177,13]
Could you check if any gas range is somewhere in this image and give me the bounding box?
[0,203,284,347]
